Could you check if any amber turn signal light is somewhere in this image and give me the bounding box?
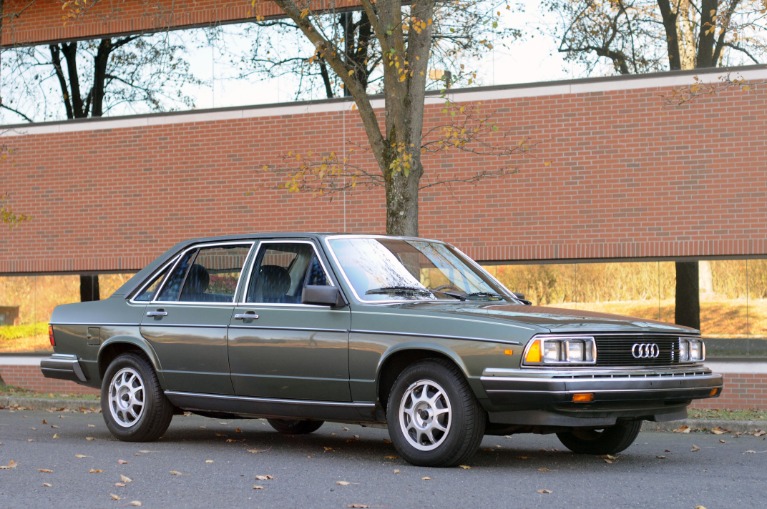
[572,393,594,403]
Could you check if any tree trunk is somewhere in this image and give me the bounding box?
[79,274,100,302]
[385,165,420,236]
[675,261,700,329]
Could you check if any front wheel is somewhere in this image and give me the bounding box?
[556,420,642,455]
[386,359,485,467]
[101,353,174,442]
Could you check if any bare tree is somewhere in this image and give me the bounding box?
[1,32,199,123]
[230,1,519,100]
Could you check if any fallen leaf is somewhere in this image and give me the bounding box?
[169,470,182,476]
[253,485,264,490]
[110,494,121,501]
[754,430,765,437]
[691,444,701,452]
[89,469,103,474]
[120,474,133,484]
[115,483,126,488]
[719,439,727,444]
[383,455,398,460]
[537,489,553,494]
[42,419,48,425]
[246,448,268,454]
[602,454,617,464]
[336,481,351,486]
[42,483,52,488]
[711,427,728,435]
[38,468,54,474]
[205,460,214,464]
[656,455,667,460]
[422,476,431,481]
[347,504,369,508]
[75,454,90,459]
[0,460,17,470]
[673,425,691,434]
[117,459,129,465]
[129,501,142,507]
[85,436,95,441]
[52,434,59,439]
[695,506,707,509]
[459,465,471,470]
[255,474,274,481]
[393,469,400,474]
[538,467,551,473]
[323,447,334,453]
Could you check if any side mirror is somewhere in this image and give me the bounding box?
[302,285,347,307]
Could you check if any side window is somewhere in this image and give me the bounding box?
[134,263,173,302]
[157,244,251,303]
[246,242,329,304]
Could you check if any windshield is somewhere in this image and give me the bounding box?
[327,237,514,303]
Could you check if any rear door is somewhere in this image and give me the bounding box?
[138,242,253,395]
[227,240,352,401]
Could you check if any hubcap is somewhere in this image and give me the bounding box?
[398,379,452,451]
[108,367,145,428]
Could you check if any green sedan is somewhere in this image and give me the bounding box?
[42,233,723,467]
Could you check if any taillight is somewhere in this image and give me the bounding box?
[48,325,55,347]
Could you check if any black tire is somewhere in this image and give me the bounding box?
[386,359,486,467]
[267,418,324,435]
[101,353,174,442]
[556,420,642,455]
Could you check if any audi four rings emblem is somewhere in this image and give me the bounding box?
[631,343,660,359]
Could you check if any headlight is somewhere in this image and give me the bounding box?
[678,337,705,362]
[523,336,596,366]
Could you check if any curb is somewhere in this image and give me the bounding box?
[2,396,766,435]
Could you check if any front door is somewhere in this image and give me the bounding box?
[227,240,352,402]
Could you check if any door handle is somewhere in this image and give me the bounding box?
[146,310,168,318]
[234,312,259,321]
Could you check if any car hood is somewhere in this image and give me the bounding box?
[390,301,697,335]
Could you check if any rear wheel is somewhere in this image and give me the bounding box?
[267,418,324,435]
[101,353,174,442]
[386,359,485,467]
[556,420,642,455]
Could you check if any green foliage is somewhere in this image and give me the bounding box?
[0,323,48,342]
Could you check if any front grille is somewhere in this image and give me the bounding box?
[595,334,683,367]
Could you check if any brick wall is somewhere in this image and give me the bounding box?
[1,0,362,46]
[0,364,99,395]
[3,67,767,274]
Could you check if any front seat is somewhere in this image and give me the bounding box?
[259,265,292,303]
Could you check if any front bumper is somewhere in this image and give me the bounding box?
[40,354,88,383]
[480,366,723,427]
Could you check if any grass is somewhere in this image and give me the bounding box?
[0,322,50,353]
[0,383,99,401]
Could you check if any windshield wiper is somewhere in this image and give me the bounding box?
[464,292,505,301]
[366,286,434,297]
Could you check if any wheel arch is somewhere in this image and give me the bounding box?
[376,345,470,412]
[98,337,162,382]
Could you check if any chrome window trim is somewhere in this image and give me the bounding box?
[240,239,335,305]
[132,241,255,305]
